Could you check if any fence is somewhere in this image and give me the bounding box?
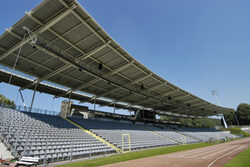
[0,103,59,116]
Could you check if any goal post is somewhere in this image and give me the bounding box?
[122,134,131,153]
[181,135,186,145]
[217,134,220,141]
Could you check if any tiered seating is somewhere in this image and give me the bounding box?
[141,125,200,143]
[70,117,176,151]
[178,127,236,141]
[0,107,114,162]
[203,128,237,140]
[243,128,250,134]
[177,128,209,141]
[0,106,239,164]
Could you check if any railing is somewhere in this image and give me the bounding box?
[0,103,59,116]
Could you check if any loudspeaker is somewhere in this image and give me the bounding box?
[141,84,144,90]
[98,63,103,70]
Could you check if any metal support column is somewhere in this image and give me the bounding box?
[212,90,228,128]
[29,81,38,112]
[67,89,72,116]
[142,108,145,124]
[134,109,140,120]
[19,89,27,111]
[113,101,116,114]
[94,97,96,111]
[234,112,240,126]
[51,96,55,111]
[93,97,96,118]
[221,114,228,129]
[129,105,132,116]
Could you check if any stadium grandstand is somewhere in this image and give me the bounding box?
[0,0,242,166]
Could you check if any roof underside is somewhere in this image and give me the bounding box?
[0,0,233,116]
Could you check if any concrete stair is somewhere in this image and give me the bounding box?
[0,141,13,160]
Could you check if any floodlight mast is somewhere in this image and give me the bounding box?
[212,90,220,105]
[212,90,228,128]
[212,90,240,126]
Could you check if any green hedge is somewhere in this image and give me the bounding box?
[221,127,250,137]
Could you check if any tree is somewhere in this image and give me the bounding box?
[224,111,236,126]
[160,115,221,128]
[236,103,250,125]
[0,94,16,108]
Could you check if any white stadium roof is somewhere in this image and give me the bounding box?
[0,0,234,116]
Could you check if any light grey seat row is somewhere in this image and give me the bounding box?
[0,107,115,163]
[70,117,177,151]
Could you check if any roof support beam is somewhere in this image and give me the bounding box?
[118,86,177,106]
[65,3,174,98]
[191,103,206,108]
[204,105,216,110]
[21,41,109,90]
[74,59,134,91]
[24,43,128,98]
[25,11,110,74]
[70,12,146,85]
[173,95,189,101]
[148,82,166,91]
[26,8,143,97]
[16,22,84,68]
[27,4,172,108]
[164,109,180,114]
[97,74,152,99]
[184,98,199,103]
[0,4,73,61]
[1,53,108,97]
[135,98,159,106]
[0,47,5,51]
[36,35,196,114]
[109,60,135,75]
[5,28,22,40]
[156,89,177,98]
[0,46,53,73]
[70,7,131,63]
[0,46,88,89]
[70,50,113,89]
[132,74,152,83]
[0,69,150,113]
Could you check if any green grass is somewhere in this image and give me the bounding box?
[221,127,250,137]
[223,147,250,167]
[57,143,213,167]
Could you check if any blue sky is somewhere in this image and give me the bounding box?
[0,0,250,114]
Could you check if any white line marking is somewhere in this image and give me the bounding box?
[165,155,205,160]
[166,144,228,157]
[187,145,233,158]
[165,147,213,156]
[202,145,239,159]
[207,144,247,167]
[179,145,232,158]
